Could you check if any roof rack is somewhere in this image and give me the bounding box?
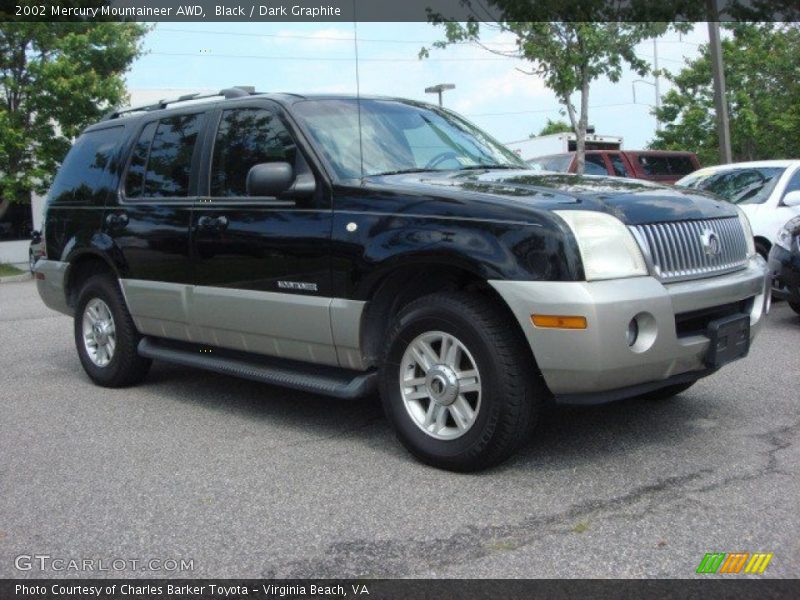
[102,86,257,121]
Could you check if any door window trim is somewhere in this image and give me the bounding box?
[200,101,319,207]
[117,107,211,205]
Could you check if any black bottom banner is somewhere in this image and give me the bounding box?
[2,579,799,600]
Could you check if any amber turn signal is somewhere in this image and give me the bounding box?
[530,314,587,330]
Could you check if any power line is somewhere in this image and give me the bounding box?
[156,26,519,49]
[465,102,643,118]
[148,51,515,62]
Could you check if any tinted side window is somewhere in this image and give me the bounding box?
[666,155,696,176]
[608,154,629,177]
[124,121,157,198]
[143,114,203,198]
[637,154,695,176]
[210,108,297,197]
[584,155,608,176]
[48,126,124,205]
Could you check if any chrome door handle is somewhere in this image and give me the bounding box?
[105,213,128,228]
[198,215,229,231]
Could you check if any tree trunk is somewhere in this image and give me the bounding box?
[575,71,590,176]
[562,95,581,172]
[0,197,10,222]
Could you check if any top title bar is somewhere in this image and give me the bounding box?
[4,0,800,23]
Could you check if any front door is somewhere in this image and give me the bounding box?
[190,103,336,365]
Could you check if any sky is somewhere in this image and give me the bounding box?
[124,22,712,149]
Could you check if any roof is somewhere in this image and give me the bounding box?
[689,160,800,172]
[86,89,434,132]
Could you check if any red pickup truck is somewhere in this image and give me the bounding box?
[528,150,700,184]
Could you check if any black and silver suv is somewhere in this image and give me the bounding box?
[36,88,770,470]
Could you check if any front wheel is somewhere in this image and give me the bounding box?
[74,274,151,387]
[379,292,544,471]
[789,301,800,315]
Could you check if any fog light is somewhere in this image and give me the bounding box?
[626,318,639,346]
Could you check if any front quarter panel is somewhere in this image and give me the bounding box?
[330,187,581,299]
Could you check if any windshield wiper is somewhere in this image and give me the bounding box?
[459,164,519,170]
[370,168,434,176]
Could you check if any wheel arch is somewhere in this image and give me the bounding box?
[358,260,532,368]
[64,250,121,310]
[754,236,771,258]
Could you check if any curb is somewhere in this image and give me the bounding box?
[0,272,32,284]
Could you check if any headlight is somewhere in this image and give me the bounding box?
[735,206,757,258]
[555,210,647,281]
[775,216,800,251]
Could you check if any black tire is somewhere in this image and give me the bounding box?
[639,380,696,401]
[755,241,769,261]
[379,292,544,472]
[789,301,800,315]
[74,273,151,387]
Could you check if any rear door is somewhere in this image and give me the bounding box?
[189,101,336,365]
[108,109,208,341]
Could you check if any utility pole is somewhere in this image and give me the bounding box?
[707,0,733,163]
[425,83,455,107]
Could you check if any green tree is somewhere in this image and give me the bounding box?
[536,118,573,137]
[651,22,800,165]
[421,5,690,173]
[0,22,148,220]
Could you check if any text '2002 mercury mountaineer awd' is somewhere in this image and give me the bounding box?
[34,89,770,470]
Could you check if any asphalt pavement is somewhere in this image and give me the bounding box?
[1,279,798,578]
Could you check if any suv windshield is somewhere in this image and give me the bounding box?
[678,167,785,204]
[292,98,526,179]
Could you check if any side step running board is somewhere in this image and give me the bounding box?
[137,337,378,400]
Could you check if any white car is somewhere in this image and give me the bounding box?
[676,160,800,258]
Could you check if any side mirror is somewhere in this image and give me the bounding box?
[246,162,294,197]
[783,190,800,207]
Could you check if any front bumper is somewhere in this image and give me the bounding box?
[490,256,770,404]
[768,244,800,304]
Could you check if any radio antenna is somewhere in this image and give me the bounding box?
[352,1,365,182]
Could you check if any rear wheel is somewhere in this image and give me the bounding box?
[789,301,800,315]
[74,274,151,387]
[379,292,544,471]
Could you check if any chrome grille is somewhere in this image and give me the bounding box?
[631,217,749,283]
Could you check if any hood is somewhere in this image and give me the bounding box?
[366,170,737,225]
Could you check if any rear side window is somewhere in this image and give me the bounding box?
[210,108,297,197]
[48,126,123,205]
[637,154,696,177]
[125,114,203,198]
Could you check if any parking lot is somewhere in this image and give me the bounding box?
[1,278,798,578]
